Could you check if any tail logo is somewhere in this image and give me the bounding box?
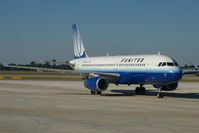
[72,24,87,59]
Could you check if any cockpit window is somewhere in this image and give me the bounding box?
[167,62,174,66]
[162,62,166,66]
[158,60,179,67]
[172,59,179,66]
[174,62,178,66]
[173,61,179,66]
[158,62,162,67]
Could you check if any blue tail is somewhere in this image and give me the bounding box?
[72,24,88,59]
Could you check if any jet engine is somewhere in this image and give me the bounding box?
[84,77,109,92]
[153,82,178,91]
[161,82,178,91]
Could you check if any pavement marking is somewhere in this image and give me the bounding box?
[11,76,22,80]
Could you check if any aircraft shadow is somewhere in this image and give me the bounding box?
[102,90,134,96]
[101,90,199,99]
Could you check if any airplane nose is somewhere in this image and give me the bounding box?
[176,69,182,80]
[168,68,182,81]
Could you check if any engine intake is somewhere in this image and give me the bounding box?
[84,77,109,92]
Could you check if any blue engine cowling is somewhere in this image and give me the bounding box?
[84,77,109,92]
[153,82,178,91]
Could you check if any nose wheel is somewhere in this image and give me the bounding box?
[157,87,164,98]
[157,93,164,98]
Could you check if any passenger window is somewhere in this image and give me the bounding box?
[162,62,166,66]
[158,62,162,67]
[167,62,174,66]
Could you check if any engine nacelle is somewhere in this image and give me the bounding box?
[84,77,109,92]
[153,82,178,91]
[161,82,178,91]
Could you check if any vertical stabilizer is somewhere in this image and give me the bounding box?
[72,24,88,59]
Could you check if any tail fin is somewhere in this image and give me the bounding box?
[72,24,88,59]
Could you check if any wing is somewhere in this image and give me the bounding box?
[182,68,199,74]
[81,72,120,83]
[5,65,120,82]
[5,65,75,73]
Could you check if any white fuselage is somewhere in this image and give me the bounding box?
[70,54,182,85]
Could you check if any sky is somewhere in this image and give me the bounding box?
[0,0,199,65]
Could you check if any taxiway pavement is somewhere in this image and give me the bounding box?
[0,80,199,133]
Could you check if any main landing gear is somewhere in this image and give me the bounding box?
[90,91,101,95]
[135,84,146,95]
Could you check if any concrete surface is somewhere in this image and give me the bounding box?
[0,80,199,133]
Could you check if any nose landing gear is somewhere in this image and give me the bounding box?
[157,87,164,98]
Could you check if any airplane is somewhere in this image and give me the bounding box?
[6,24,199,98]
